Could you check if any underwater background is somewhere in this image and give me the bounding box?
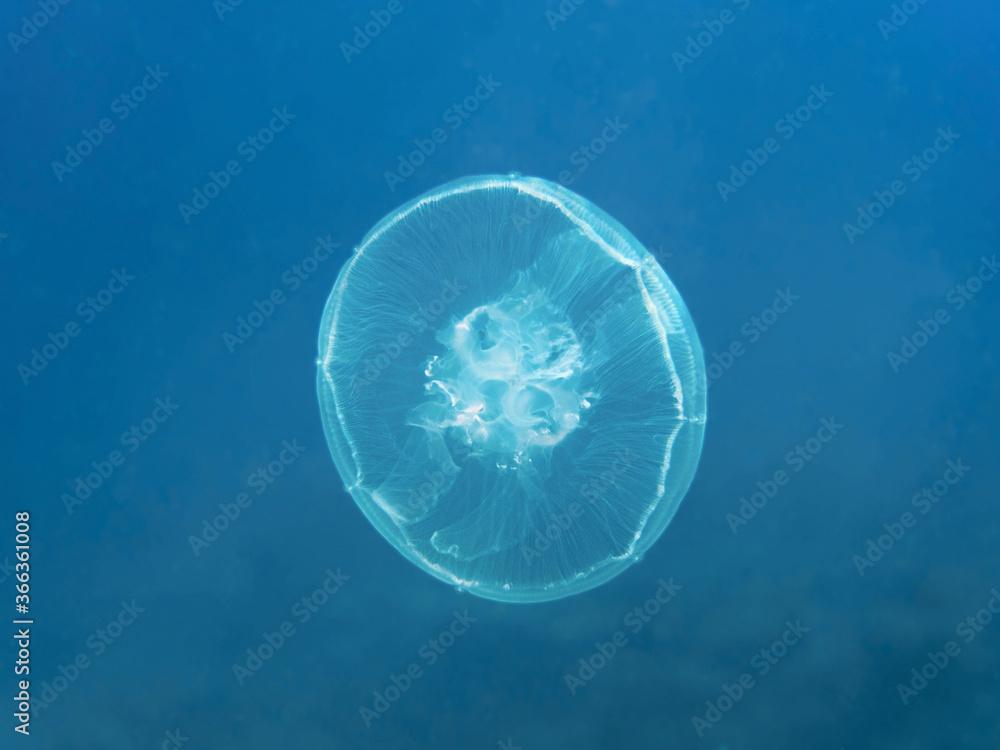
[2,1,999,748]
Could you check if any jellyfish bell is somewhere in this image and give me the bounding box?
[317,174,707,603]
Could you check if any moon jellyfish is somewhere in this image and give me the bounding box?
[317,175,706,603]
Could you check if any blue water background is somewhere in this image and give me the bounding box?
[2,1,999,748]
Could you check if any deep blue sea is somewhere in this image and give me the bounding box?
[2,1,999,748]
